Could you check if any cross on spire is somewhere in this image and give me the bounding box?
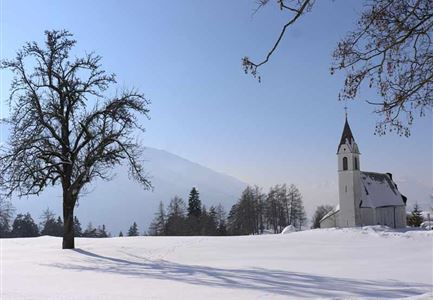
[344,104,348,119]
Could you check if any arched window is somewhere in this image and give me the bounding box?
[354,157,358,170]
[343,157,348,170]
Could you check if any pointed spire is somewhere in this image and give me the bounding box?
[339,118,355,148]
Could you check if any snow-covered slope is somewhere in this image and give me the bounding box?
[1,227,432,299]
[10,147,247,235]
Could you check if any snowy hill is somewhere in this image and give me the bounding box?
[2,227,432,299]
[10,147,247,235]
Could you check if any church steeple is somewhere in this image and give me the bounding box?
[338,118,355,148]
[337,116,360,154]
[337,113,362,227]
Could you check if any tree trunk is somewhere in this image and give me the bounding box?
[62,194,75,249]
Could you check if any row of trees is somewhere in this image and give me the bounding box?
[147,188,227,236]
[0,202,109,238]
[147,185,307,236]
[227,184,306,235]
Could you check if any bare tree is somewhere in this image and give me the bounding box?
[0,30,151,249]
[243,0,433,136]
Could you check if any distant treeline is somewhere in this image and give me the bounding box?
[0,204,109,238]
[146,184,307,236]
[0,184,307,238]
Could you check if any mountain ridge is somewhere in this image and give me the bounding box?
[10,147,248,235]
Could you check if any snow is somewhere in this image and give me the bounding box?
[1,227,432,299]
[320,204,340,222]
[360,172,405,208]
[420,221,433,230]
[281,225,297,234]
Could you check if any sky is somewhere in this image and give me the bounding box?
[0,0,432,213]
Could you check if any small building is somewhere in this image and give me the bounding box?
[320,117,407,229]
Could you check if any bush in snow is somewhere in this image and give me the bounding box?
[407,204,424,227]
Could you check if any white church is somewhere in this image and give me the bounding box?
[320,117,407,229]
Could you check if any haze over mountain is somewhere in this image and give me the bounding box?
[10,147,248,235]
[9,147,431,236]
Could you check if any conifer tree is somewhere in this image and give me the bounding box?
[83,222,97,237]
[40,213,63,237]
[408,204,424,227]
[188,188,202,218]
[55,217,64,236]
[97,225,108,238]
[73,216,82,237]
[119,231,123,237]
[128,222,139,236]
[11,213,39,237]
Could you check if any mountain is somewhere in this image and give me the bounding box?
[10,147,248,235]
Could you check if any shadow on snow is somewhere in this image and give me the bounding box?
[43,248,430,298]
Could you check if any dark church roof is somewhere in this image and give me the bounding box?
[339,118,355,148]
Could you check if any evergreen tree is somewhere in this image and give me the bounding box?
[148,201,166,236]
[227,203,240,235]
[96,225,108,238]
[55,217,64,236]
[187,187,202,218]
[119,231,123,237]
[11,213,39,237]
[40,209,63,237]
[83,222,97,237]
[407,204,424,227]
[311,205,335,229]
[81,222,108,238]
[73,216,82,237]
[128,222,139,236]
[199,205,218,235]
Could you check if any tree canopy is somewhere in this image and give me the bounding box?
[0,30,151,248]
[243,0,432,136]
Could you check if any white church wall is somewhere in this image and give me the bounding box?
[360,207,375,226]
[375,207,394,227]
[337,141,362,228]
[374,206,406,228]
[394,206,407,228]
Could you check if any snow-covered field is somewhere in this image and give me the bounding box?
[1,227,432,299]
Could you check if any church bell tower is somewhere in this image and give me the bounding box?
[337,116,362,227]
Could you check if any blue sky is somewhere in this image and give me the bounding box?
[1,0,431,208]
